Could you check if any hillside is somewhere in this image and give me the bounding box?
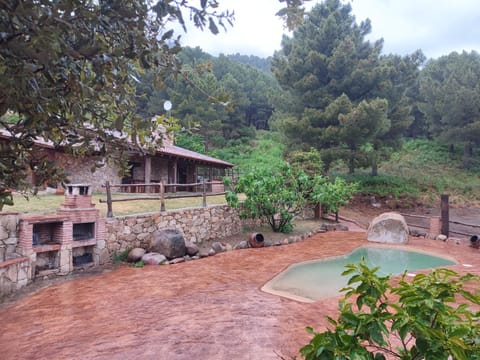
[379,140,480,207]
[210,133,480,208]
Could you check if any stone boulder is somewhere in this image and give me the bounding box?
[185,241,199,256]
[198,249,210,258]
[367,212,409,244]
[234,241,249,250]
[141,252,167,265]
[127,248,146,262]
[211,242,225,253]
[321,223,349,232]
[150,229,186,259]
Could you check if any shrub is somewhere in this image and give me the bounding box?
[344,173,418,199]
[225,163,313,233]
[225,162,358,233]
[310,177,358,214]
[112,250,129,264]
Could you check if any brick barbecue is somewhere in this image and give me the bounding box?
[18,184,105,277]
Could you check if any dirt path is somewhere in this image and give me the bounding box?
[341,204,480,238]
[0,232,478,360]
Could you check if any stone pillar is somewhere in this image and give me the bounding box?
[0,213,19,261]
[58,244,72,275]
[94,218,108,265]
[16,260,30,288]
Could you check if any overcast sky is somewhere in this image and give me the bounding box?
[178,0,480,60]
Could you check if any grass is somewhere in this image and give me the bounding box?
[7,192,229,217]
[333,139,480,208]
[379,140,480,206]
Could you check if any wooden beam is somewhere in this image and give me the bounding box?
[144,156,152,193]
[441,194,449,236]
[172,159,177,193]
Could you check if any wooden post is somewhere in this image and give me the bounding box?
[441,194,449,236]
[172,159,177,193]
[144,156,151,193]
[105,181,113,218]
[160,182,166,212]
[202,179,207,207]
[314,203,321,220]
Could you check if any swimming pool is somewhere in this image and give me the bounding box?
[261,246,456,302]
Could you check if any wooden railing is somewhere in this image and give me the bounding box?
[100,181,226,218]
[397,195,480,238]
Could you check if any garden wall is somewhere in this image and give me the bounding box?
[104,204,243,256]
[0,212,31,297]
[0,204,246,298]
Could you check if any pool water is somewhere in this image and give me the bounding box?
[261,246,456,302]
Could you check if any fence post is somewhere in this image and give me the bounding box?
[160,182,166,212]
[105,181,113,218]
[314,203,321,220]
[202,179,207,207]
[441,194,449,236]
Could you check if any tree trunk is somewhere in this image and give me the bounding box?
[370,149,378,176]
[204,134,209,152]
[462,142,473,169]
[314,203,321,219]
[348,155,355,174]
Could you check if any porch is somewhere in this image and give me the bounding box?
[122,144,233,194]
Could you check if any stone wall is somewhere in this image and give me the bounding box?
[55,154,122,193]
[130,156,169,183]
[0,204,253,298]
[104,204,243,256]
[0,257,30,297]
[0,213,30,297]
[0,212,19,262]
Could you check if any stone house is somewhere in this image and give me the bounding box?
[0,128,233,193]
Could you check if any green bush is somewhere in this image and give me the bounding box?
[343,173,418,199]
[226,162,358,233]
[225,162,312,233]
[310,177,358,214]
[210,131,285,173]
[112,250,129,264]
[300,262,480,360]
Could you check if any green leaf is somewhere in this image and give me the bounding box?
[208,17,219,35]
[161,29,174,41]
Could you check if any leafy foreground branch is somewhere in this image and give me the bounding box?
[300,262,480,360]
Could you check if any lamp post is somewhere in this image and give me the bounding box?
[163,100,172,117]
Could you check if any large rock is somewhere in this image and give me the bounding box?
[211,242,225,253]
[127,248,146,262]
[234,241,249,250]
[150,229,186,259]
[142,252,167,265]
[367,212,409,244]
[184,241,199,256]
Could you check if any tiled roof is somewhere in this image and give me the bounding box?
[0,128,233,167]
[159,145,233,167]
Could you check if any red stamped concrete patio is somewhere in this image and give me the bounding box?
[0,231,479,360]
